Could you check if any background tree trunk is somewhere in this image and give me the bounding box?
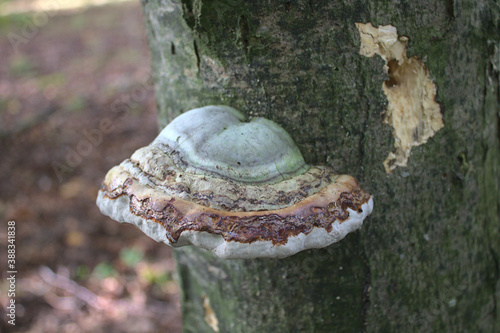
[141,0,499,331]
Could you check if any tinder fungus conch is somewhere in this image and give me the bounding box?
[96,106,373,259]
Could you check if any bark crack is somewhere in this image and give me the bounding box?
[193,39,201,72]
[238,15,250,55]
[491,248,499,324]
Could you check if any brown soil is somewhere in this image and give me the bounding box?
[0,2,182,332]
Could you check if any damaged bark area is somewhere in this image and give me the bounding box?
[356,22,444,173]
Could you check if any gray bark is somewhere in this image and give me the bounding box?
[141,0,499,331]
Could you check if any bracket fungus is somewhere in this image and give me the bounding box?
[96,106,373,259]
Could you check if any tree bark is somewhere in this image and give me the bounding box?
[141,0,499,331]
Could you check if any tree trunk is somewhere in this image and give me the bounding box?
[141,0,499,331]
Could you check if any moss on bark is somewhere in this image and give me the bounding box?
[142,0,499,331]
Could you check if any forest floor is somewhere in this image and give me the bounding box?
[0,1,182,332]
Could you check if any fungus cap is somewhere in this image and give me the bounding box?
[96,106,373,259]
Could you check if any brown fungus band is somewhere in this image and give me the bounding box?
[96,106,373,259]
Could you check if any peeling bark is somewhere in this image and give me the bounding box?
[356,22,444,173]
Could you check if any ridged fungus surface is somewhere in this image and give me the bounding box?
[96,106,373,258]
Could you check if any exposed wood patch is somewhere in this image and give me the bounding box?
[203,296,219,332]
[356,22,444,173]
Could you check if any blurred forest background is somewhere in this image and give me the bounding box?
[0,0,182,332]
